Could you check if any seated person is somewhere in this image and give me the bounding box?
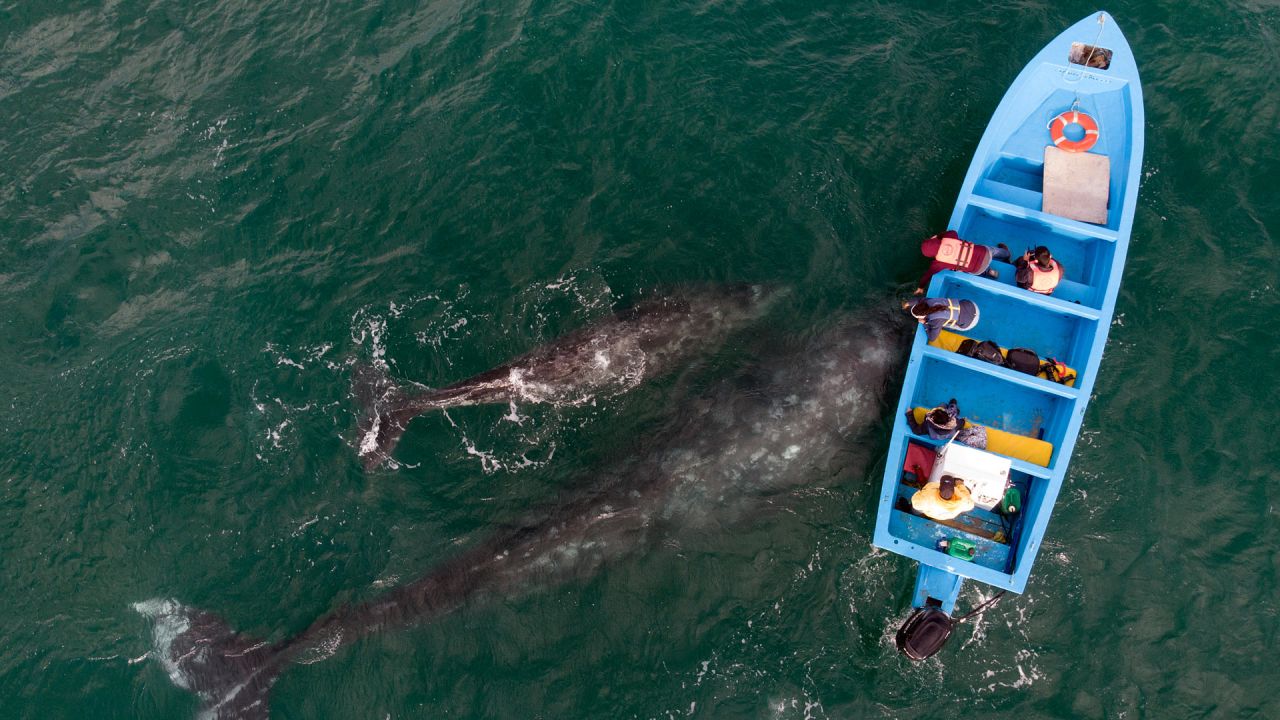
[911,474,975,521]
[1014,245,1064,295]
[904,298,979,342]
[906,399,987,449]
[908,400,960,439]
[914,230,1012,294]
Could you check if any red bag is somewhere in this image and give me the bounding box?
[903,441,937,482]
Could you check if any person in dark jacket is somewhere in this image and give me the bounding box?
[906,398,988,449]
[913,230,1013,295]
[904,297,980,342]
[909,399,961,439]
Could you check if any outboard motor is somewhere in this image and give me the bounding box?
[895,605,954,661]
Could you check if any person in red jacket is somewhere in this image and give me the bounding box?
[914,230,1012,295]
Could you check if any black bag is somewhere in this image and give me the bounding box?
[958,338,1005,366]
[1004,347,1041,375]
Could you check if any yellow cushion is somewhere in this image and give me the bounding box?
[929,330,1077,387]
[911,407,1053,467]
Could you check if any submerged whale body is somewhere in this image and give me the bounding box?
[354,283,786,469]
[136,310,905,719]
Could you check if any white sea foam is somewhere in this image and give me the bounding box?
[767,695,826,720]
[266,419,290,448]
[502,400,525,425]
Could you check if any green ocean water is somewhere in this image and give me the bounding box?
[2,0,1278,717]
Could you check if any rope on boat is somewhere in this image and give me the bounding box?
[1067,13,1108,103]
[1081,12,1107,71]
[954,590,1007,623]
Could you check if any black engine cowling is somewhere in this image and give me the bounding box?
[896,606,954,661]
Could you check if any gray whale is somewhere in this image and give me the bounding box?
[354,284,786,469]
[135,309,905,719]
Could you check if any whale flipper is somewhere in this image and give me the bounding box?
[134,599,283,720]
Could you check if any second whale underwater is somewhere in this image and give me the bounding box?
[136,297,907,719]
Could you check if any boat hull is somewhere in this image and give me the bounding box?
[873,12,1145,623]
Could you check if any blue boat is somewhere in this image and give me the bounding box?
[872,12,1145,659]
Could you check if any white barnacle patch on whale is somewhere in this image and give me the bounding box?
[132,598,194,690]
[295,625,344,665]
[358,412,382,457]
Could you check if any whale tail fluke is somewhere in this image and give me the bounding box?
[134,599,284,720]
[354,363,414,470]
[353,364,459,470]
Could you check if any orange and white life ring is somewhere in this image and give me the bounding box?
[1048,109,1099,152]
